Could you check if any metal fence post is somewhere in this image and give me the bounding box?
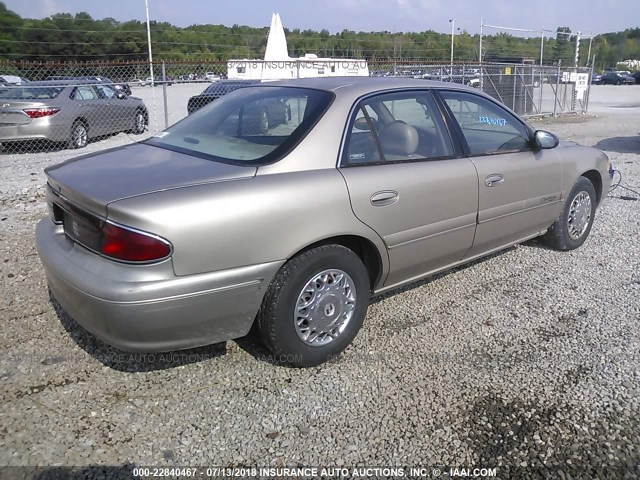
[162,61,169,129]
[512,65,518,111]
[479,18,484,90]
[584,63,593,114]
[553,64,561,117]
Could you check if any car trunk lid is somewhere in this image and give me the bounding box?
[45,142,257,217]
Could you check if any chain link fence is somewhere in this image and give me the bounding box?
[0,59,593,155]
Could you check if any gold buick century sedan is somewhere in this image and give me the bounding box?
[36,77,613,367]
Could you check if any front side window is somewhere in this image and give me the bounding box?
[440,91,531,156]
[96,84,117,99]
[145,86,333,164]
[343,90,453,166]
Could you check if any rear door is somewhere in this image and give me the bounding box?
[437,90,563,258]
[69,85,104,136]
[339,90,479,288]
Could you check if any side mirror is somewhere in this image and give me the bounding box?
[533,130,559,149]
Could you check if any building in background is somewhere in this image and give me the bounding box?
[227,13,369,80]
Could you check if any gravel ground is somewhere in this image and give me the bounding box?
[0,85,639,478]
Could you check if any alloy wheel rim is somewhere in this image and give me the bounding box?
[294,269,356,347]
[567,191,592,240]
[74,125,87,147]
[135,113,145,132]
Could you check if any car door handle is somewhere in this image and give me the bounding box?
[370,190,399,206]
[485,174,504,187]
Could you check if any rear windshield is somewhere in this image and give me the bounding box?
[0,86,64,99]
[146,86,333,165]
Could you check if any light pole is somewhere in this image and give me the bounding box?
[449,19,455,72]
[144,0,158,132]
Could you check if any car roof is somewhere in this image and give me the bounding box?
[17,80,80,86]
[252,76,478,100]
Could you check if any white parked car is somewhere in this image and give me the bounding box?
[205,72,220,82]
[0,74,30,85]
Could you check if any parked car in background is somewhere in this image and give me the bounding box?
[82,76,132,96]
[591,73,603,84]
[0,74,30,85]
[187,80,291,132]
[45,76,132,95]
[0,80,148,150]
[128,78,144,87]
[631,71,640,84]
[205,72,220,82]
[143,76,174,87]
[36,77,612,367]
[187,80,259,114]
[601,72,635,85]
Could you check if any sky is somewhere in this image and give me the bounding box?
[4,0,640,36]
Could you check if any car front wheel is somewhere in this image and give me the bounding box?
[544,176,597,251]
[256,244,370,367]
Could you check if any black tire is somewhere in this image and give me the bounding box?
[132,109,146,134]
[68,120,88,149]
[616,80,622,86]
[256,244,370,367]
[543,176,597,251]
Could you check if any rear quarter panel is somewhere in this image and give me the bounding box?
[105,169,388,277]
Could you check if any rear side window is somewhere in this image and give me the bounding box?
[342,90,454,165]
[146,86,333,165]
[440,90,531,156]
[71,86,98,100]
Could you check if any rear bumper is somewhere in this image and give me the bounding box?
[0,121,67,143]
[36,218,283,352]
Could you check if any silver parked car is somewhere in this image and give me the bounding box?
[0,80,148,149]
[36,77,612,367]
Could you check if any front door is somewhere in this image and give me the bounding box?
[438,90,563,258]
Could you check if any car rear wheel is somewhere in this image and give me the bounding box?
[256,244,370,367]
[68,121,88,149]
[132,109,146,134]
[543,176,597,251]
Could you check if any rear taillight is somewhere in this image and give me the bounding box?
[50,188,172,263]
[101,223,172,262]
[23,107,60,118]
